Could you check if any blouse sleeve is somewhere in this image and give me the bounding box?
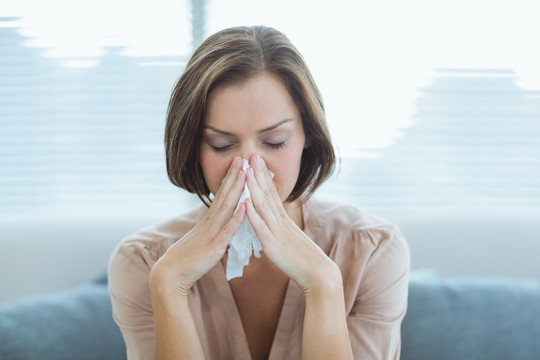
[108,240,157,360]
[345,225,410,360]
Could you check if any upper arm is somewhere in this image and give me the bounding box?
[108,242,157,360]
[346,227,410,360]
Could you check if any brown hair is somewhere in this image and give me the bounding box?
[165,25,335,206]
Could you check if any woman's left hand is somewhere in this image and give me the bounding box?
[244,154,341,295]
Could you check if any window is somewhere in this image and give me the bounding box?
[1,0,539,221]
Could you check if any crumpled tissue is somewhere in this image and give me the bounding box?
[226,159,273,280]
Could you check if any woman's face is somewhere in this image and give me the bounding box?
[200,72,306,204]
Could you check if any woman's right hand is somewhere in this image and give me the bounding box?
[150,156,246,298]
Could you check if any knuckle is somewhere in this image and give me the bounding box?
[219,200,229,213]
[264,186,278,198]
[222,222,236,236]
[214,196,233,215]
[199,214,222,238]
[208,243,226,260]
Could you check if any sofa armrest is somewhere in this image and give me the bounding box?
[402,277,540,360]
[0,280,125,360]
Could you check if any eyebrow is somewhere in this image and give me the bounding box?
[204,119,294,136]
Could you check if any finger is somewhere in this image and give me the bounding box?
[247,156,285,219]
[250,155,284,211]
[214,201,247,246]
[249,154,276,192]
[244,198,274,245]
[208,168,246,230]
[212,156,243,200]
[209,156,243,211]
[246,167,279,226]
[204,157,245,228]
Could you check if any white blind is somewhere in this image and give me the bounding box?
[318,69,540,218]
[2,1,540,220]
[0,16,199,218]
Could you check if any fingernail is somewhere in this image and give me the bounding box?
[234,156,242,168]
[237,202,245,215]
[254,154,265,168]
[252,154,260,166]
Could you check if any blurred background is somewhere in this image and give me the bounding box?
[1,0,539,303]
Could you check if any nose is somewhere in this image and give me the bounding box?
[237,142,258,163]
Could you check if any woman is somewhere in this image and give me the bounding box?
[108,25,410,360]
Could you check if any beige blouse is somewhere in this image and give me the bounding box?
[108,196,410,360]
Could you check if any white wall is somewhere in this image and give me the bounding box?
[2,210,539,304]
[393,210,540,278]
[0,217,154,304]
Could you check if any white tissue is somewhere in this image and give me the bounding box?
[225,159,273,280]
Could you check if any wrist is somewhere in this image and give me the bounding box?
[301,261,352,359]
[304,260,343,299]
[150,262,189,304]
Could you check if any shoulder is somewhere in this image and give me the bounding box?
[304,196,405,249]
[108,204,208,320]
[304,197,409,280]
[305,198,410,318]
[108,204,207,288]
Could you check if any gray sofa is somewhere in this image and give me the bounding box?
[1,273,539,360]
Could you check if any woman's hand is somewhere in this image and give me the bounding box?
[150,156,247,298]
[244,154,341,296]
[151,158,247,360]
[246,154,353,359]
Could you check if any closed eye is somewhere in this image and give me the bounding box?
[208,141,286,152]
[210,144,234,153]
[266,141,286,150]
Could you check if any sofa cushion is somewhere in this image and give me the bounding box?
[0,280,125,360]
[402,277,540,360]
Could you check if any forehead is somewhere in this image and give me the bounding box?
[204,73,301,129]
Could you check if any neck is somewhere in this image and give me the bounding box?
[283,199,304,230]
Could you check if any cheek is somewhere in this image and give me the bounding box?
[267,147,304,199]
[199,150,229,195]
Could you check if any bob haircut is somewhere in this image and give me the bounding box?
[165,25,335,206]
